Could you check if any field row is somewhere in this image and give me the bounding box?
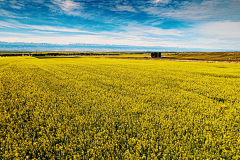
[1,57,240,159]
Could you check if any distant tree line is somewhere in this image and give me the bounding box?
[0,53,120,57]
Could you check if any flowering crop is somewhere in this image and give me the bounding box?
[1,57,240,159]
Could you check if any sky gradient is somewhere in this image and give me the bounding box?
[0,0,240,51]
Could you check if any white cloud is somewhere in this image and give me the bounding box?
[48,0,89,18]
[9,0,25,9]
[153,0,171,4]
[31,31,57,34]
[194,21,240,39]
[0,21,16,28]
[0,35,186,48]
[163,1,215,20]
[144,1,216,21]
[0,20,185,47]
[2,33,240,50]
[119,23,184,37]
[51,0,81,12]
[29,25,92,33]
[1,27,240,50]
[182,37,240,50]
[34,0,45,3]
[144,27,183,36]
[0,19,188,49]
[0,9,26,19]
[174,21,240,50]
[0,32,30,36]
[115,5,137,12]
[10,4,22,9]
[143,0,240,22]
[1,18,240,50]
[0,20,94,33]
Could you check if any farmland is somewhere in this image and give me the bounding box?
[161,52,240,61]
[1,57,240,159]
[1,52,240,62]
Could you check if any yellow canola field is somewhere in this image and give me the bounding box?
[0,57,240,159]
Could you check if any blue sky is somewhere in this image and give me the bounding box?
[0,0,240,51]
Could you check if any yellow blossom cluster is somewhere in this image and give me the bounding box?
[1,57,240,159]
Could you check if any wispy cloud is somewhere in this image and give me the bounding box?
[51,0,82,12]
[113,5,137,12]
[193,21,240,39]
[31,31,57,34]
[118,23,184,37]
[152,0,171,4]
[1,0,240,51]
[163,1,216,20]
[181,37,240,50]
[143,0,240,22]
[29,25,92,33]
[0,9,26,19]
[143,1,215,21]
[0,34,186,48]
[7,0,25,9]
[1,22,240,50]
[0,21,15,28]
[0,32,30,36]
[0,20,185,47]
[33,0,45,4]
[46,0,91,18]
[0,20,94,33]
[2,32,240,50]
[172,21,240,50]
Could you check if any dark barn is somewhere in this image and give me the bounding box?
[151,52,162,58]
